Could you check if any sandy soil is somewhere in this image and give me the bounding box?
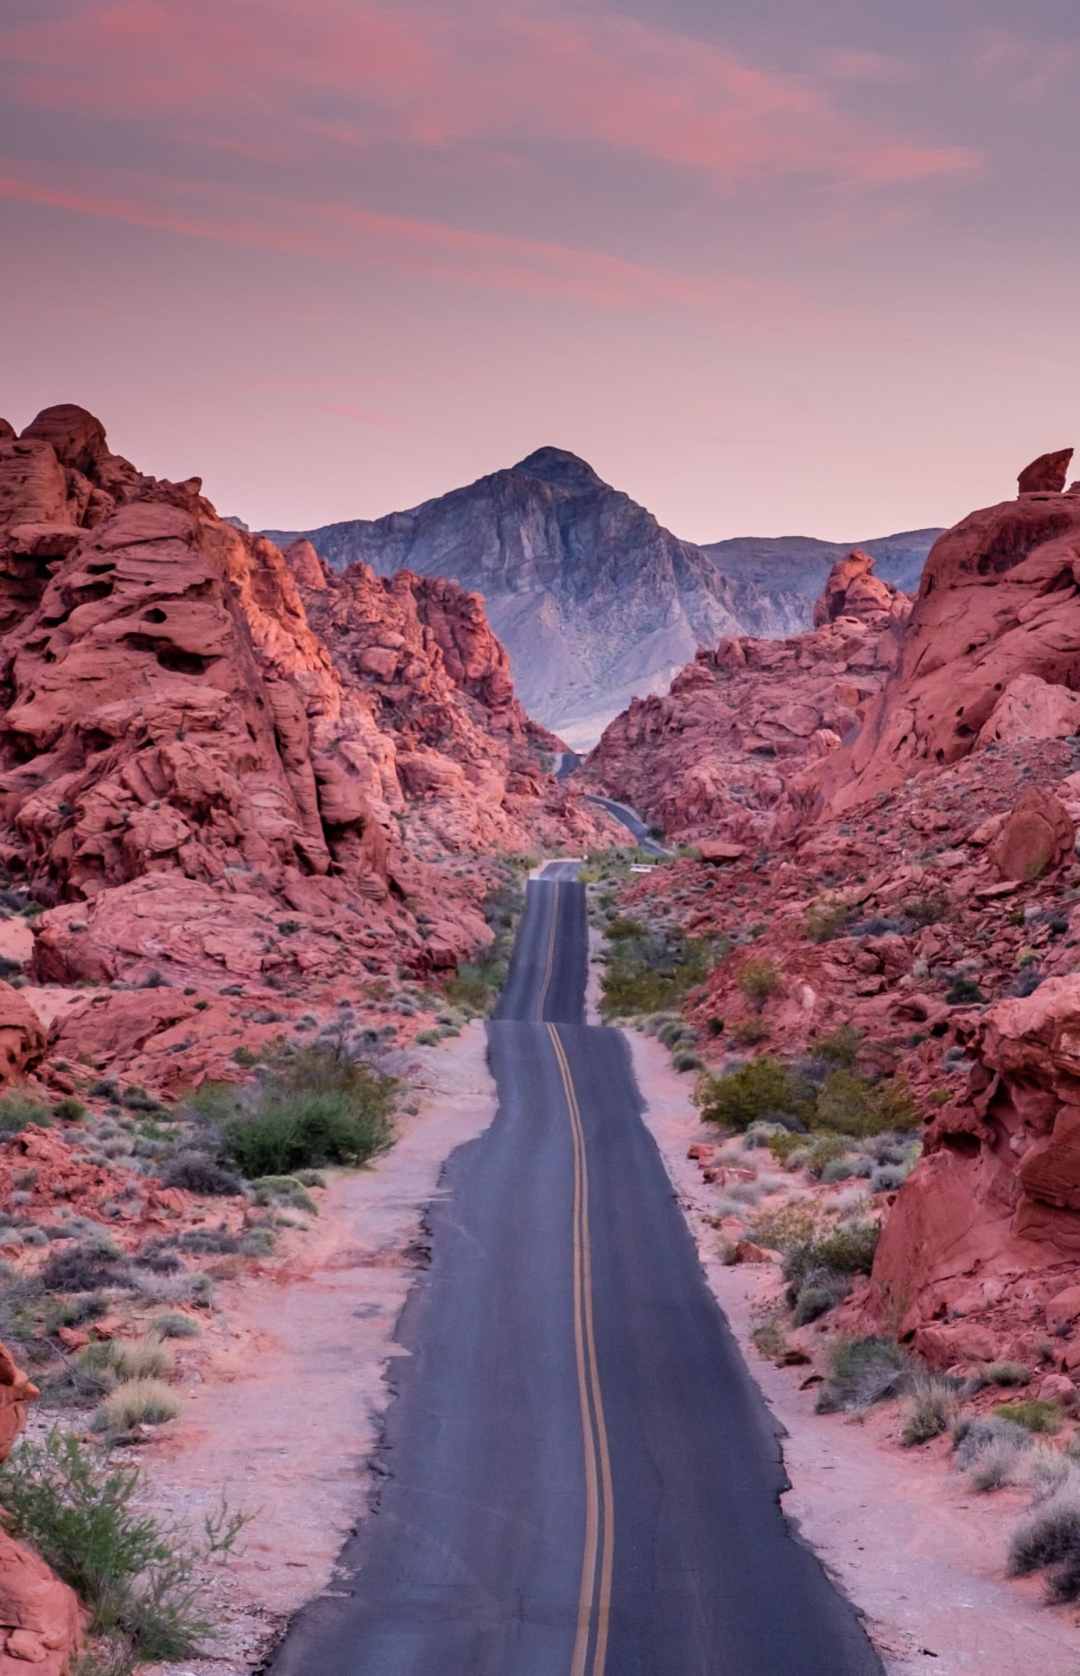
[628,1025,1080,1675]
[139,1021,499,1676]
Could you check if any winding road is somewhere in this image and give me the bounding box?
[270,867,881,1675]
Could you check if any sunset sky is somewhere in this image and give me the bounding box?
[3,0,1078,540]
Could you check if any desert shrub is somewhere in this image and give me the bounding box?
[804,899,854,943]
[45,1292,107,1333]
[695,1057,810,1131]
[811,1024,863,1067]
[972,1438,1028,1492]
[160,1153,243,1196]
[814,1070,919,1138]
[1009,1485,1080,1597]
[0,1090,51,1134]
[672,1050,703,1073]
[93,1379,180,1435]
[994,1399,1063,1434]
[0,1429,241,1667]
[766,1130,805,1166]
[903,892,948,928]
[738,957,781,1009]
[952,1414,1033,1471]
[221,1047,395,1177]
[751,1309,789,1361]
[41,1240,130,1294]
[783,1221,880,1302]
[871,1163,909,1194]
[252,1175,318,1215]
[820,1156,854,1185]
[607,917,646,940]
[1026,1444,1075,1504]
[184,1083,242,1126]
[816,1336,909,1413]
[600,927,714,1017]
[901,1374,961,1446]
[945,976,985,1006]
[175,1228,240,1256]
[747,1201,820,1253]
[804,1133,849,1178]
[151,1313,201,1340]
[53,1096,87,1122]
[415,1029,441,1046]
[983,1361,1031,1389]
[792,1268,850,1325]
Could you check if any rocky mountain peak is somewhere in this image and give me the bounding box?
[511,447,605,494]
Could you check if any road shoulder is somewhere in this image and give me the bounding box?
[627,1026,1080,1676]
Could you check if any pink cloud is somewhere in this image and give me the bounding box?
[0,162,777,313]
[972,27,1078,102]
[2,1,979,189]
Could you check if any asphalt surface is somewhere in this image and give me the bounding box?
[583,793,674,857]
[269,868,882,1675]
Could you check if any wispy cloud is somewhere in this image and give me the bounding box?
[2,1,979,188]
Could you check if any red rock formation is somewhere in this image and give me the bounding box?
[0,1341,83,1675]
[583,551,907,843]
[1018,448,1073,494]
[989,787,1074,882]
[0,405,612,1028]
[870,977,1080,1369]
[817,472,1080,817]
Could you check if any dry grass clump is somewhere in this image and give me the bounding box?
[93,1378,180,1434]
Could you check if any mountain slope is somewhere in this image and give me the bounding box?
[267,447,750,749]
[266,452,941,747]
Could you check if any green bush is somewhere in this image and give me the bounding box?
[600,928,714,1018]
[814,1070,919,1137]
[737,957,781,1009]
[0,1090,51,1134]
[695,1057,809,1131]
[1009,1486,1080,1596]
[0,1430,225,1667]
[151,1313,201,1340]
[783,1221,880,1302]
[53,1096,87,1123]
[993,1399,1062,1435]
[221,1048,395,1177]
[766,1130,805,1166]
[811,1024,863,1067]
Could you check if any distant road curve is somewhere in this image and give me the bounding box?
[552,752,674,858]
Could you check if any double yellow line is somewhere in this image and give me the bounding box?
[547,1021,615,1676]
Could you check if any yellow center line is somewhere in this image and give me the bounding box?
[548,1020,615,1676]
[535,879,560,1021]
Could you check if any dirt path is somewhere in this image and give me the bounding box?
[628,1027,1080,1676]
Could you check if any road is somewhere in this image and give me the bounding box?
[270,867,881,1675]
[582,793,674,858]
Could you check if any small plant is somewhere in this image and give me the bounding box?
[1009,1485,1080,1600]
[983,1361,1031,1389]
[811,1024,863,1067]
[152,1313,201,1340]
[945,976,986,1006]
[221,1046,395,1176]
[93,1378,180,1434]
[748,1201,820,1253]
[0,1090,51,1134]
[751,1309,789,1361]
[792,1270,850,1326]
[815,1336,908,1413]
[901,1374,961,1447]
[804,899,854,943]
[738,957,781,1010]
[903,892,948,929]
[41,1240,129,1294]
[994,1399,1063,1434]
[160,1152,243,1196]
[53,1096,87,1122]
[0,1430,244,1668]
[766,1130,805,1166]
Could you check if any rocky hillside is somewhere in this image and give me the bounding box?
[0,405,612,1092]
[600,446,1080,1377]
[582,549,910,844]
[266,451,938,748]
[702,528,941,636]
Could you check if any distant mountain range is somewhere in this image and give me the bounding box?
[263,449,942,748]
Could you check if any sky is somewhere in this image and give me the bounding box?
[2,0,1078,541]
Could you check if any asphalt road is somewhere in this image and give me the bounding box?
[583,793,674,858]
[269,868,881,1675]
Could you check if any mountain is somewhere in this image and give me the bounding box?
[699,529,943,637]
[265,451,941,748]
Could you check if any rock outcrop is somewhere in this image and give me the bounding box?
[0,1341,83,1675]
[817,459,1080,817]
[1018,448,1073,495]
[0,405,613,1070]
[582,551,908,843]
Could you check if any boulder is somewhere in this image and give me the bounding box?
[988,787,1074,882]
[1018,448,1073,494]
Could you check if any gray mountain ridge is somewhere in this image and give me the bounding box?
[262,447,942,748]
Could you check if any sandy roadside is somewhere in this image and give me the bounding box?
[140,1021,499,1676]
[627,1024,1080,1676]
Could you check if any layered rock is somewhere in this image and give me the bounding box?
[582,551,908,844]
[0,405,612,1062]
[816,458,1080,817]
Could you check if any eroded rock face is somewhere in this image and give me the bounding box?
[870,978,1080,1367]
[0,1341,83,1675]
[1018,448,1073,494]
[0,404,613,1049]
[816,482,1080,818]
[583,551,907,843]
[989,787,1074,882]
